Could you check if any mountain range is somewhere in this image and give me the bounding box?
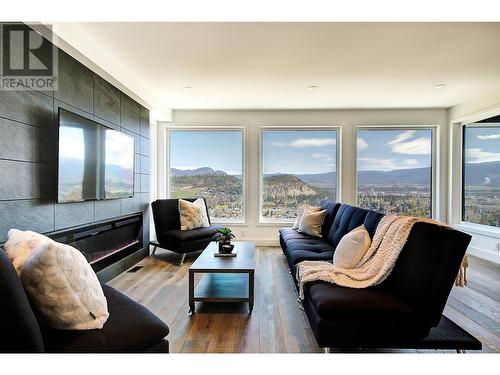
[171,167,228,176]
[173,161,500,186]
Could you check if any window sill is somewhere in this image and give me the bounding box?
[454,222,500,239]
[257,222,294,227]
[211,221,247,226]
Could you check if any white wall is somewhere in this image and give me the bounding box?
[158,108,448,246]
[449,87,500,264]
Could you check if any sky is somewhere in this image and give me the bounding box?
[262,130,337,175]
[170,130,243,175]
[168,127,500,176]
[357,129,432,171]
[464,126,500,164]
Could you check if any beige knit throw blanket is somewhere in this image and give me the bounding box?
[296,214,467,299]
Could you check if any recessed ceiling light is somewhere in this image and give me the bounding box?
[307,85,319,91]
[184,86,195,91]
[434,83,446,89]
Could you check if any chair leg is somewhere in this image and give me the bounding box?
[179,253,187,265]
[151,245,157,256]
[323,347,331,354]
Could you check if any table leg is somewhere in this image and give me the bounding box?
[188,270,195,315]
[248,271,254,313]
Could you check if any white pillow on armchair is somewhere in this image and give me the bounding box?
[178,198,210,230]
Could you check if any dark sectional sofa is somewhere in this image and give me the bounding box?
[280,201,475,350]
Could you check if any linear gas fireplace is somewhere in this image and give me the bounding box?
[49,213,144,279]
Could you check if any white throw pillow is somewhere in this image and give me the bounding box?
[297,208,327,237]
[4,229,109,330]
[333,225,371,269]
[179,198,210,230]
[292,205,321,230]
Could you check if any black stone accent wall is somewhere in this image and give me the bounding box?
[0,25,151,257]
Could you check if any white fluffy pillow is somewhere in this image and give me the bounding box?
[292,205,321,230]
[4,229,109,330]
[333,225,371,269]
[179,198,210,230]
[297,208,327,237]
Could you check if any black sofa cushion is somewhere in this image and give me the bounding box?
[305,281,414,323]
[0,250,44,353]
[41,284,169,353]
[327,204,384,247]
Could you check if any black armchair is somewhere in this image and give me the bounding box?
[150,198,222,264]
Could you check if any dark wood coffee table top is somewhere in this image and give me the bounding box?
[190,241,256,273]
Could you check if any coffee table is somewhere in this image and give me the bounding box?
[188,241,256,314]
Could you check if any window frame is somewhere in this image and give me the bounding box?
[354,125,438,219]
[165,125,247,224]
[461,122,500,229]
[258,126,341,224]
[449,106,500,239]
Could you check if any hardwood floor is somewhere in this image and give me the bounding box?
[108,247,500,353]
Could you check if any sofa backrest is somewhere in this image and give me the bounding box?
[326,204,384,247]
[382,222,471,327]
[319,200,341,238]
[0,249,44,352]
[151,198,212,233]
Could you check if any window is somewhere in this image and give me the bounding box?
[356,128,433,217]
[260,129,337,222]
[462,119,500,227]
[168,129,244,222]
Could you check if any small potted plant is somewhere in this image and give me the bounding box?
[216,227,235,254]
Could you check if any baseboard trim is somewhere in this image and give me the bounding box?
[239,238,280,247]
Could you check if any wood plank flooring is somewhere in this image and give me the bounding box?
[108,247,500,353]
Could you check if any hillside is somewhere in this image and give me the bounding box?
[357,167,431,185]
[263,174,318,197]
[171,167,227,176]
[171,161,500,188]
[464,161,500,185]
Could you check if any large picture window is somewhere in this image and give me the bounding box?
[260,129,337,222]
[168,129,244,222]
[356,128,433,217]
[462,120,500,227]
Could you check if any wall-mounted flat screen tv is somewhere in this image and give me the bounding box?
[57,108,135,203]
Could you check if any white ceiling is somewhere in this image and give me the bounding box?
[52,22,500,114]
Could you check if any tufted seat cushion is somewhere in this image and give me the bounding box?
[279,228,334,275]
